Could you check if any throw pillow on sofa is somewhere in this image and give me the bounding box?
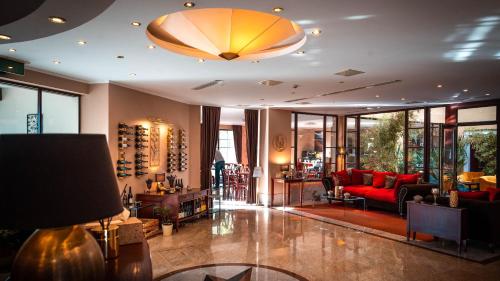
[394,174,420,189]
[458,191,489,201]
[332,170,351,186]
[486,187,500,202]
[363,173,373,185]
[373,171,395,188]
[385,175,397,189]
[351,169,373,185]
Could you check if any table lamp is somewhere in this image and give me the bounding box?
[0,134,123,281]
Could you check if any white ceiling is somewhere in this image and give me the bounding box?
[1,0,500,114]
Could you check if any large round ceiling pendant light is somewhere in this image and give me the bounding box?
[146,8,306,61]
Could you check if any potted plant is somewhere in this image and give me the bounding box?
[153,206,173,236]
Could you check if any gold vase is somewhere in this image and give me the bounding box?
[91,225,120,260]
[449,190,459,208]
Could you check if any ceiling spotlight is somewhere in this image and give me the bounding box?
[8,48,16,52]
[53,60,61,65]
[147,45,155,49]
[184,1,195,8]
[437,84,443,88]
[197,58,205,63]
[366,107,373,110]
[485,93,491,96]
[462,89,468,92]
[129,73,137,77]
[48,16,66,24]
[401,97,406,101]
[295,50,305,55]
[311,29,322,36]
[452,94,460,98]
[116,55,125,59]
[0,34,12,40]
[272,7,284,13]
[131,21,141,27]
[7,66,13,69]
[77,40,87,46]
[375,94,380,98]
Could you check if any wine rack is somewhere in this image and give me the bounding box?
[178,128,187,171]
[117,122,132,179]
[166,127,176,173]
[135,125,149,177]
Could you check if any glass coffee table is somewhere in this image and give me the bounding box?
[321,194,367,213]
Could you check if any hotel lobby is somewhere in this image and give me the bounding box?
[1,1,500,280]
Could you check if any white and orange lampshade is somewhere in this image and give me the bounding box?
[146,8,306,61]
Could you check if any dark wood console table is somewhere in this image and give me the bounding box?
[406,201,468,253]
[270,178,322,207]
[136,189,209,231]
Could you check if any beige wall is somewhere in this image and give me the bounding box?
[81,84,109,137]
[188,105,201,188]
[107,83,200,195]
[258,108,292,206]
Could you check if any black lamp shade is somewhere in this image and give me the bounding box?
[0,134,123,229]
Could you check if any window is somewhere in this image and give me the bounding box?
[0,81,80,134]
[407,109,425,174]
[218,130,237,164]
[345,117,358,169]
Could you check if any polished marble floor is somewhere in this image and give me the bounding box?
[149,207,500,281]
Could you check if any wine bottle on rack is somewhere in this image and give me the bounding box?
[135,165,148,170]
[135,138,148,142]
[135,125,148,130]
[135,153,148,158]
[135,144,148,149]
[135,171,149,176]
[117,166,132,171]
[117,172,132,177]
[118,129,133,135]
[118,136,131,142]
[119,123,131,129]
[135,159,148,164]
[118,143,130,149]
[135,132,148,137]
[117,159,132,165]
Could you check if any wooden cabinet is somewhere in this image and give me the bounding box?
[136,189,209,231]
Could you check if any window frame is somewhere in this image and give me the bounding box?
[0,79,81,133]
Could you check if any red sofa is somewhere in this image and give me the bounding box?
[325,169,436,215]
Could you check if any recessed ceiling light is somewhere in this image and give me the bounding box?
[77,40,87,46]
[437,84,443,88]
[295,50,305,55]
[131,21,141,27]
[401,97,406,101]
[366,107,373,110]
[184,1,195,8]
[48,16,66,24]
[462,89,468,92]
[251,60,260,63]
[147,45,155,49]
[8,48,16,52]
[311,29,322,36]
[272,7,284,13]
[376,106,381,109]
[53,60,61,65]
[116,55,125,59]
[0,34,12,40]
[375,94,380,98]
[197,58,205,63]
[485,93,491,96]
[129,73,136,77]
[452,94,460,98]
[7,66,13,69]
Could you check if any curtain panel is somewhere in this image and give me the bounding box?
[200,106,221,190]
[232,125,243,164]
[245,109,258,204]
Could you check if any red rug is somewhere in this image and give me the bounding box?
[294,203,433,241]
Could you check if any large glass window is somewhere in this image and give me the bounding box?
[0,82,80,134]
[345,117,358,169]
[218,130,237,164]
[42,91,79,133]
[292,113,337,175]
[0,84,38,133]
[430,107,445,185]
[359,111,405,173]
[407,109,425,174]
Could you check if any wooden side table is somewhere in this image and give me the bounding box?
[406,201,468,253]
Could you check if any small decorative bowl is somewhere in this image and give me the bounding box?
[413,195,423,203]
[344,193,351,199]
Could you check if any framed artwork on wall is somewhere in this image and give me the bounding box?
[150,126,160,166]
[27,114,40,134]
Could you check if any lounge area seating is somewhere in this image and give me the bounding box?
[325,169,436,215]
[479,176,497,191]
